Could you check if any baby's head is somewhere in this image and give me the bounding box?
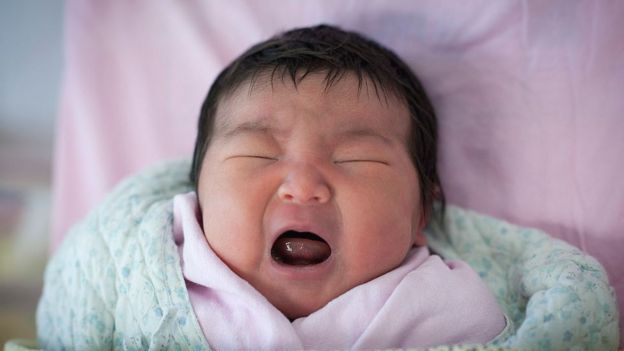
[190,25,443,319]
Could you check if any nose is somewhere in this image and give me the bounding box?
[277,163,331,205]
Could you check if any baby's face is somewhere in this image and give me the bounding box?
[197,73,425,319]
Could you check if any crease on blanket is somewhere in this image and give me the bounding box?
[32,159,618,351]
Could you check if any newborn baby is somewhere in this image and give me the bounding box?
[176,24,507,349]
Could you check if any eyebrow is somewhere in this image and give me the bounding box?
[219,120,276,139]
[218,120,394,146]
[334,127,394,146]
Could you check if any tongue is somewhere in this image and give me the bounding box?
[272,236,331,265]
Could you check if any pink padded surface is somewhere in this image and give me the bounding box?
[52,0,623,341]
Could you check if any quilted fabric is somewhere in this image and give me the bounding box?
[36,160,618,350]
[37,160,207,350]
[426,208,619,350]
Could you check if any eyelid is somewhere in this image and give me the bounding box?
[248,155,279,160]
[226,155,279,161]
[334,159,389,165]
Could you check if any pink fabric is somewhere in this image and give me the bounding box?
[53,0,624,341]
[173,192,506,349]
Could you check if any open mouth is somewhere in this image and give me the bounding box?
[271,230,331,266]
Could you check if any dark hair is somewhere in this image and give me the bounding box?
[190,24,444,219]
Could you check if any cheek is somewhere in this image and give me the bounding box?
[338,174,421,265]
[347,171,420,230]
[197,167,270,271]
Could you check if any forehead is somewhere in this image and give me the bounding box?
[213,72,412,141]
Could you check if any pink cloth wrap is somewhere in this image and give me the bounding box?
[173,192,506,350]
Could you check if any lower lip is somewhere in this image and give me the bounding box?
[268,255,334,281]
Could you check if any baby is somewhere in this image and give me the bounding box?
[174,24,506,349]
[34,24,619,351]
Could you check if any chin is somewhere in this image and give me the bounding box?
[283,308,316,320]
[273,295,329,320]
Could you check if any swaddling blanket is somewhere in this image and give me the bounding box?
[36,160,619,350]
[174,192,505,350]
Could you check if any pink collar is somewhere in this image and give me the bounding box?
[173,192,505,350]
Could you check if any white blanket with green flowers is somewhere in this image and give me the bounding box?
[32,160,618,351]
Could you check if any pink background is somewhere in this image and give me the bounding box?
[52,0,623,342]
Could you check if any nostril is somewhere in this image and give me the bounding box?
[279,190,326,204]
[277,172,332,204]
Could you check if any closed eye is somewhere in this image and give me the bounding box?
[334,159,389,165]
[227,155,278,161]
[247,155,278,160]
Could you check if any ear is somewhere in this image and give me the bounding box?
[412,230,428,247]
[412,213,428,247]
